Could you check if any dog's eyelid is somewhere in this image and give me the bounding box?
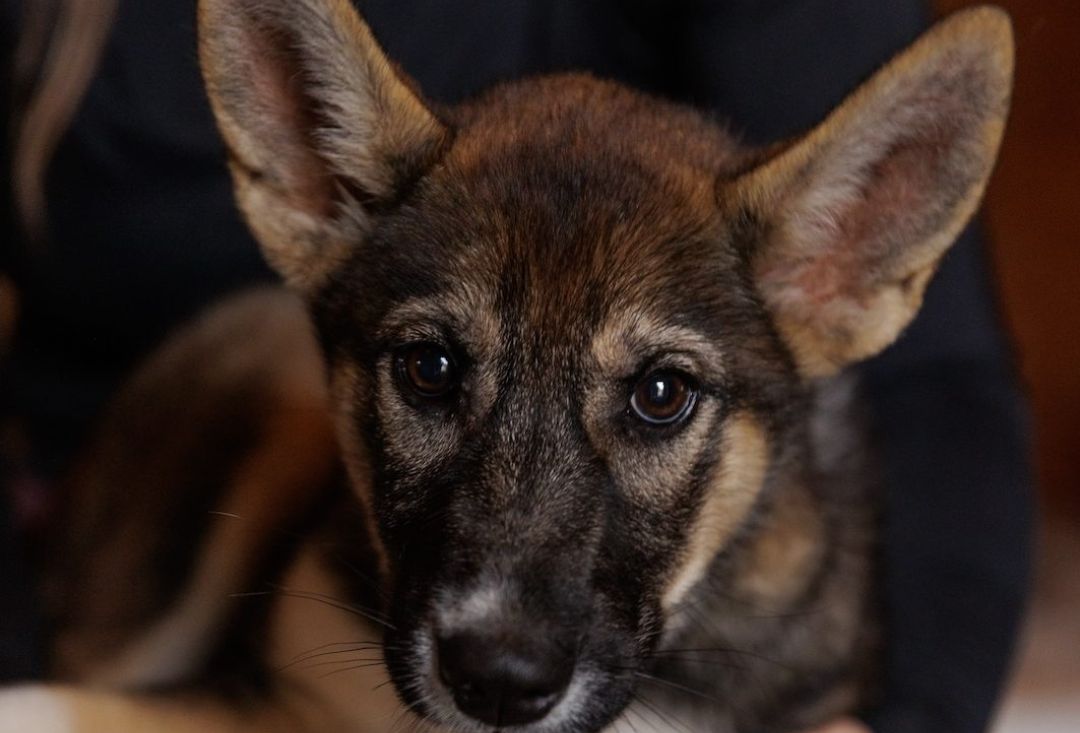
[376,298,457,339]
[375,321,466,357]
[623,350,719,386]
[390,326,452,349]
[377,313,496,366]
[598,325,724,373]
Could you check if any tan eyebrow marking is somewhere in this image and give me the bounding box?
[590,306,726,379]
[377,292,500,363]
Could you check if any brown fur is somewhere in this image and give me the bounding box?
[0,3,1013,733]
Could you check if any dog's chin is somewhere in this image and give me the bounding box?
[383,628,636,733]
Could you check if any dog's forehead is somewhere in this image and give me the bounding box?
[388,162,727,360]
[446,73,741,180]
[358,75,752,363]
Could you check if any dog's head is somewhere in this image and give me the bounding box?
[199,2,1012,730]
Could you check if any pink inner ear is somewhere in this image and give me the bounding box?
[772,128,954,310]
[835,138,943,267]
[761,50,992,310]
[243,21,337,218]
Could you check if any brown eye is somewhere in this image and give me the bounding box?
[396,343,457,398]
[630,370,697,426]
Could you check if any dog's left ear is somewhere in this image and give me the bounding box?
[727,7,1013,378]
[198,0,449,291]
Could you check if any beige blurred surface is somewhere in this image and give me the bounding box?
[992,524,1080,733]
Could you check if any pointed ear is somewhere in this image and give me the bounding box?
[198,0,449,290]
[726,7,1013,378]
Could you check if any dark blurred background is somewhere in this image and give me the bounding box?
[935,0,1080,730]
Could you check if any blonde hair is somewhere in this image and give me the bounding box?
[10,0,118,237]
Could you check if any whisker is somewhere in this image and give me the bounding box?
[295,654,386,673]
[278,641,386,670]
[388,702,414,733]
[618,701,646,733]
[317,659,388,679]
[269,585,398,629]
[229,588,383,625]
[635,691,693,733]
[628,701,661,733]
[397,690,439,733]
[280,650,381,672]
[638,707,664,733]
[321,546,389,602]
[649,646,793,672]
[633,670,721,705]
[207,510,243,520]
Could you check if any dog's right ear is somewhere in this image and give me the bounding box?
[198,0,449,291]
[725,7,1013,378]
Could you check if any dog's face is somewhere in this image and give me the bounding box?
[314,100,792,729]
[199,1,1012,731]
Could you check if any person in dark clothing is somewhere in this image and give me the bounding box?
[0,1,1033,731]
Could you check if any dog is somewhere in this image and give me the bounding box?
[0,1,1013,731]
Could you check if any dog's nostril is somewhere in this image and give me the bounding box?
[437,630,574,727]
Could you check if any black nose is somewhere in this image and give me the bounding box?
[437,630,574,727]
